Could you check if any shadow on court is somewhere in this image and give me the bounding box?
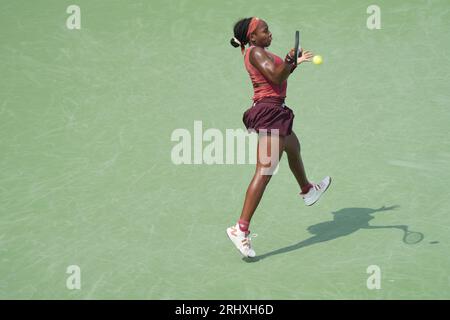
[244,205,425,262]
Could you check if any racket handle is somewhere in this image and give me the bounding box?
[285,53,296,65]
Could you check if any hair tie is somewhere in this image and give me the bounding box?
[233,37,241,46]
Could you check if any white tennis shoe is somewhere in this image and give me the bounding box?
[226,223,256,258]
[301,176,332,206]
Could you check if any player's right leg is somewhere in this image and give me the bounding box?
[227,131,285,258]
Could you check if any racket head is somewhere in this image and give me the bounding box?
[403,231,424,244]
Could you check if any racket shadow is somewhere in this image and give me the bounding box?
[244,205,424,262]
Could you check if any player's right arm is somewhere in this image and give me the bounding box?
[249,48,314,85]
[249,47,292,85]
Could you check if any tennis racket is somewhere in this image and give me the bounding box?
[294,30,302,59]
[402,227,424,244]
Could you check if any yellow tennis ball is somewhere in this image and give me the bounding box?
[313,55,323,65]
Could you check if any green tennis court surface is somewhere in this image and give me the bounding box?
[1,0,449,299]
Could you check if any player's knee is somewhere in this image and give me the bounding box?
[285,138,300,155]
[260,174,273,185]
[293,138,301,152]
[255,168,273,184]
[286,144,300,159]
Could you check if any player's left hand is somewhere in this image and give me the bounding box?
[297,49,314,64]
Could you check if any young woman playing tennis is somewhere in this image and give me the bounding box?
[227,17,331,258]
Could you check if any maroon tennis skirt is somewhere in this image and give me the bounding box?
[242,96,295,137]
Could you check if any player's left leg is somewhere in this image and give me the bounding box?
[284,131,311,191]
[284,131,331,206]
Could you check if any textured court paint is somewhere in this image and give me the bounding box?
[0,0,449,299]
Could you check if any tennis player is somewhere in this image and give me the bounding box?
[227,17,331,258]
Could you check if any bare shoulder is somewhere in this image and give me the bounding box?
[249,47,270,65]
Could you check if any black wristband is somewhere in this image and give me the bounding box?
[289,63,297,74]
[284,53,296,66]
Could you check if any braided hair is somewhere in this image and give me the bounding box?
[230,17,253,50]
